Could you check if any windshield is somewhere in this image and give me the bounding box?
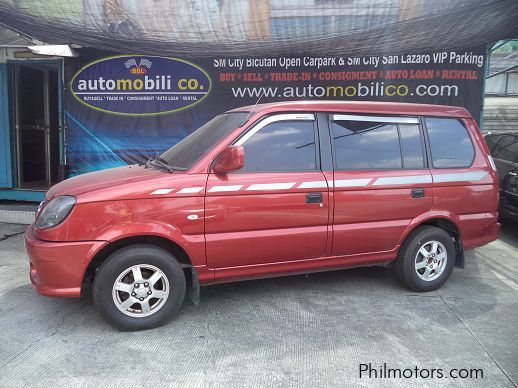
[160,112,248,170]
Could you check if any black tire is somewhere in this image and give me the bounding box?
[93,244,186,331]
[394,226,456,292]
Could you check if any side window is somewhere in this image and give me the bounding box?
[331,118,425,170]
[425,118,475,168]
[238,120,317,172]
[400,124,425,169]
[494,135,518,163]
[332,120,401,169]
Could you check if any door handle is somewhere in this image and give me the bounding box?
[306,192,323,203]
[411,188,425,198]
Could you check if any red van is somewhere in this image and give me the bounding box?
[25,101,500,330]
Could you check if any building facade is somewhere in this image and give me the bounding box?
[483,40,518,132]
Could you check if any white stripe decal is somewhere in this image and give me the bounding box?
[247,182,296,191]
[208,185,244,192]
[150,188,174,195]
[373,175,432,186]
[334,178,372,187]
[433,171,488,183]
[153,172,487,196]
[298,181,328,189]
[177,187,204,194]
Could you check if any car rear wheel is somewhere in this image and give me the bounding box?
[394,226,455,292]
[93,244,186,330]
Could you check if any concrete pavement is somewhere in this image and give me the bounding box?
[0,222,517,387]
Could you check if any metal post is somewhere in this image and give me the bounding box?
[479,44,490,129]
[43,68,51,185]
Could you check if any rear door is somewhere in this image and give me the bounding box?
[205,113,330,268]
[330,114,432,256]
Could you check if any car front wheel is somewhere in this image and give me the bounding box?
[93,244,186,331]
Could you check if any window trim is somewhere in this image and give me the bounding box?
[417,116,431,169]
[230,113,320,173]
[423,117,476,170]
[332,114,419,124]
[329,114,426,171]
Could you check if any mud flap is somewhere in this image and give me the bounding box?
[188,266,200,305]
[455,238,465,269]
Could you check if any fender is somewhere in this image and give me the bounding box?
[398,210,462,246]
[95,222,207,304]
[94,220,206,268]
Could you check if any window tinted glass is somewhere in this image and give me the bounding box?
[508,73,518,94]
[494,135,518,163]
[425,118,474,168]
[332,120,402,169]
[400,124,425,169]
[484,135,501,153]
[160,112,247,169]
[240,120,317,172]
[485,73,506,94]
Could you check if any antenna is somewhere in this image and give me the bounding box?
[241,89,264,125]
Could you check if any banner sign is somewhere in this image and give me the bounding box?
[65,47,486,176]
[71,55,211,115]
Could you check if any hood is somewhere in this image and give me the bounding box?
[45,165,192,203]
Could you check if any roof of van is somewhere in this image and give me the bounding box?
[228,100,472,118]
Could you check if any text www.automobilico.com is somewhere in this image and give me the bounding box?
[358,363,484,381]
[231,82,459,99]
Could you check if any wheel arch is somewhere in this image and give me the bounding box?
[398,213,464,268]
[419,218,460,238]
[81,234,194,297]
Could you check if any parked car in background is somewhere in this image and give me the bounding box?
[484,131,518,220]
[26,101,500,330]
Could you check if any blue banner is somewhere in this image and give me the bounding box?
[64,48,486,177]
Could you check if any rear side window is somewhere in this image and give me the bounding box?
[239,120,317,172]
[331,119,425,170]
[425,118,475,168]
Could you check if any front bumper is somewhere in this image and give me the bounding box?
[25,225,107,298]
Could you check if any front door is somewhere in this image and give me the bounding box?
[11,63,60,189]
[329,114,433,256]
[205,113,329,268]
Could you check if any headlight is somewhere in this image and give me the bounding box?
[35,195,76,230]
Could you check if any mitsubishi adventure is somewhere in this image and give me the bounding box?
[25,101,500,330]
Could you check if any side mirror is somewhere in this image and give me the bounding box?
[213,145,244,174]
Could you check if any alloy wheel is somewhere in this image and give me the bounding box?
[414,240,448,282]
[112,264,170,317]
